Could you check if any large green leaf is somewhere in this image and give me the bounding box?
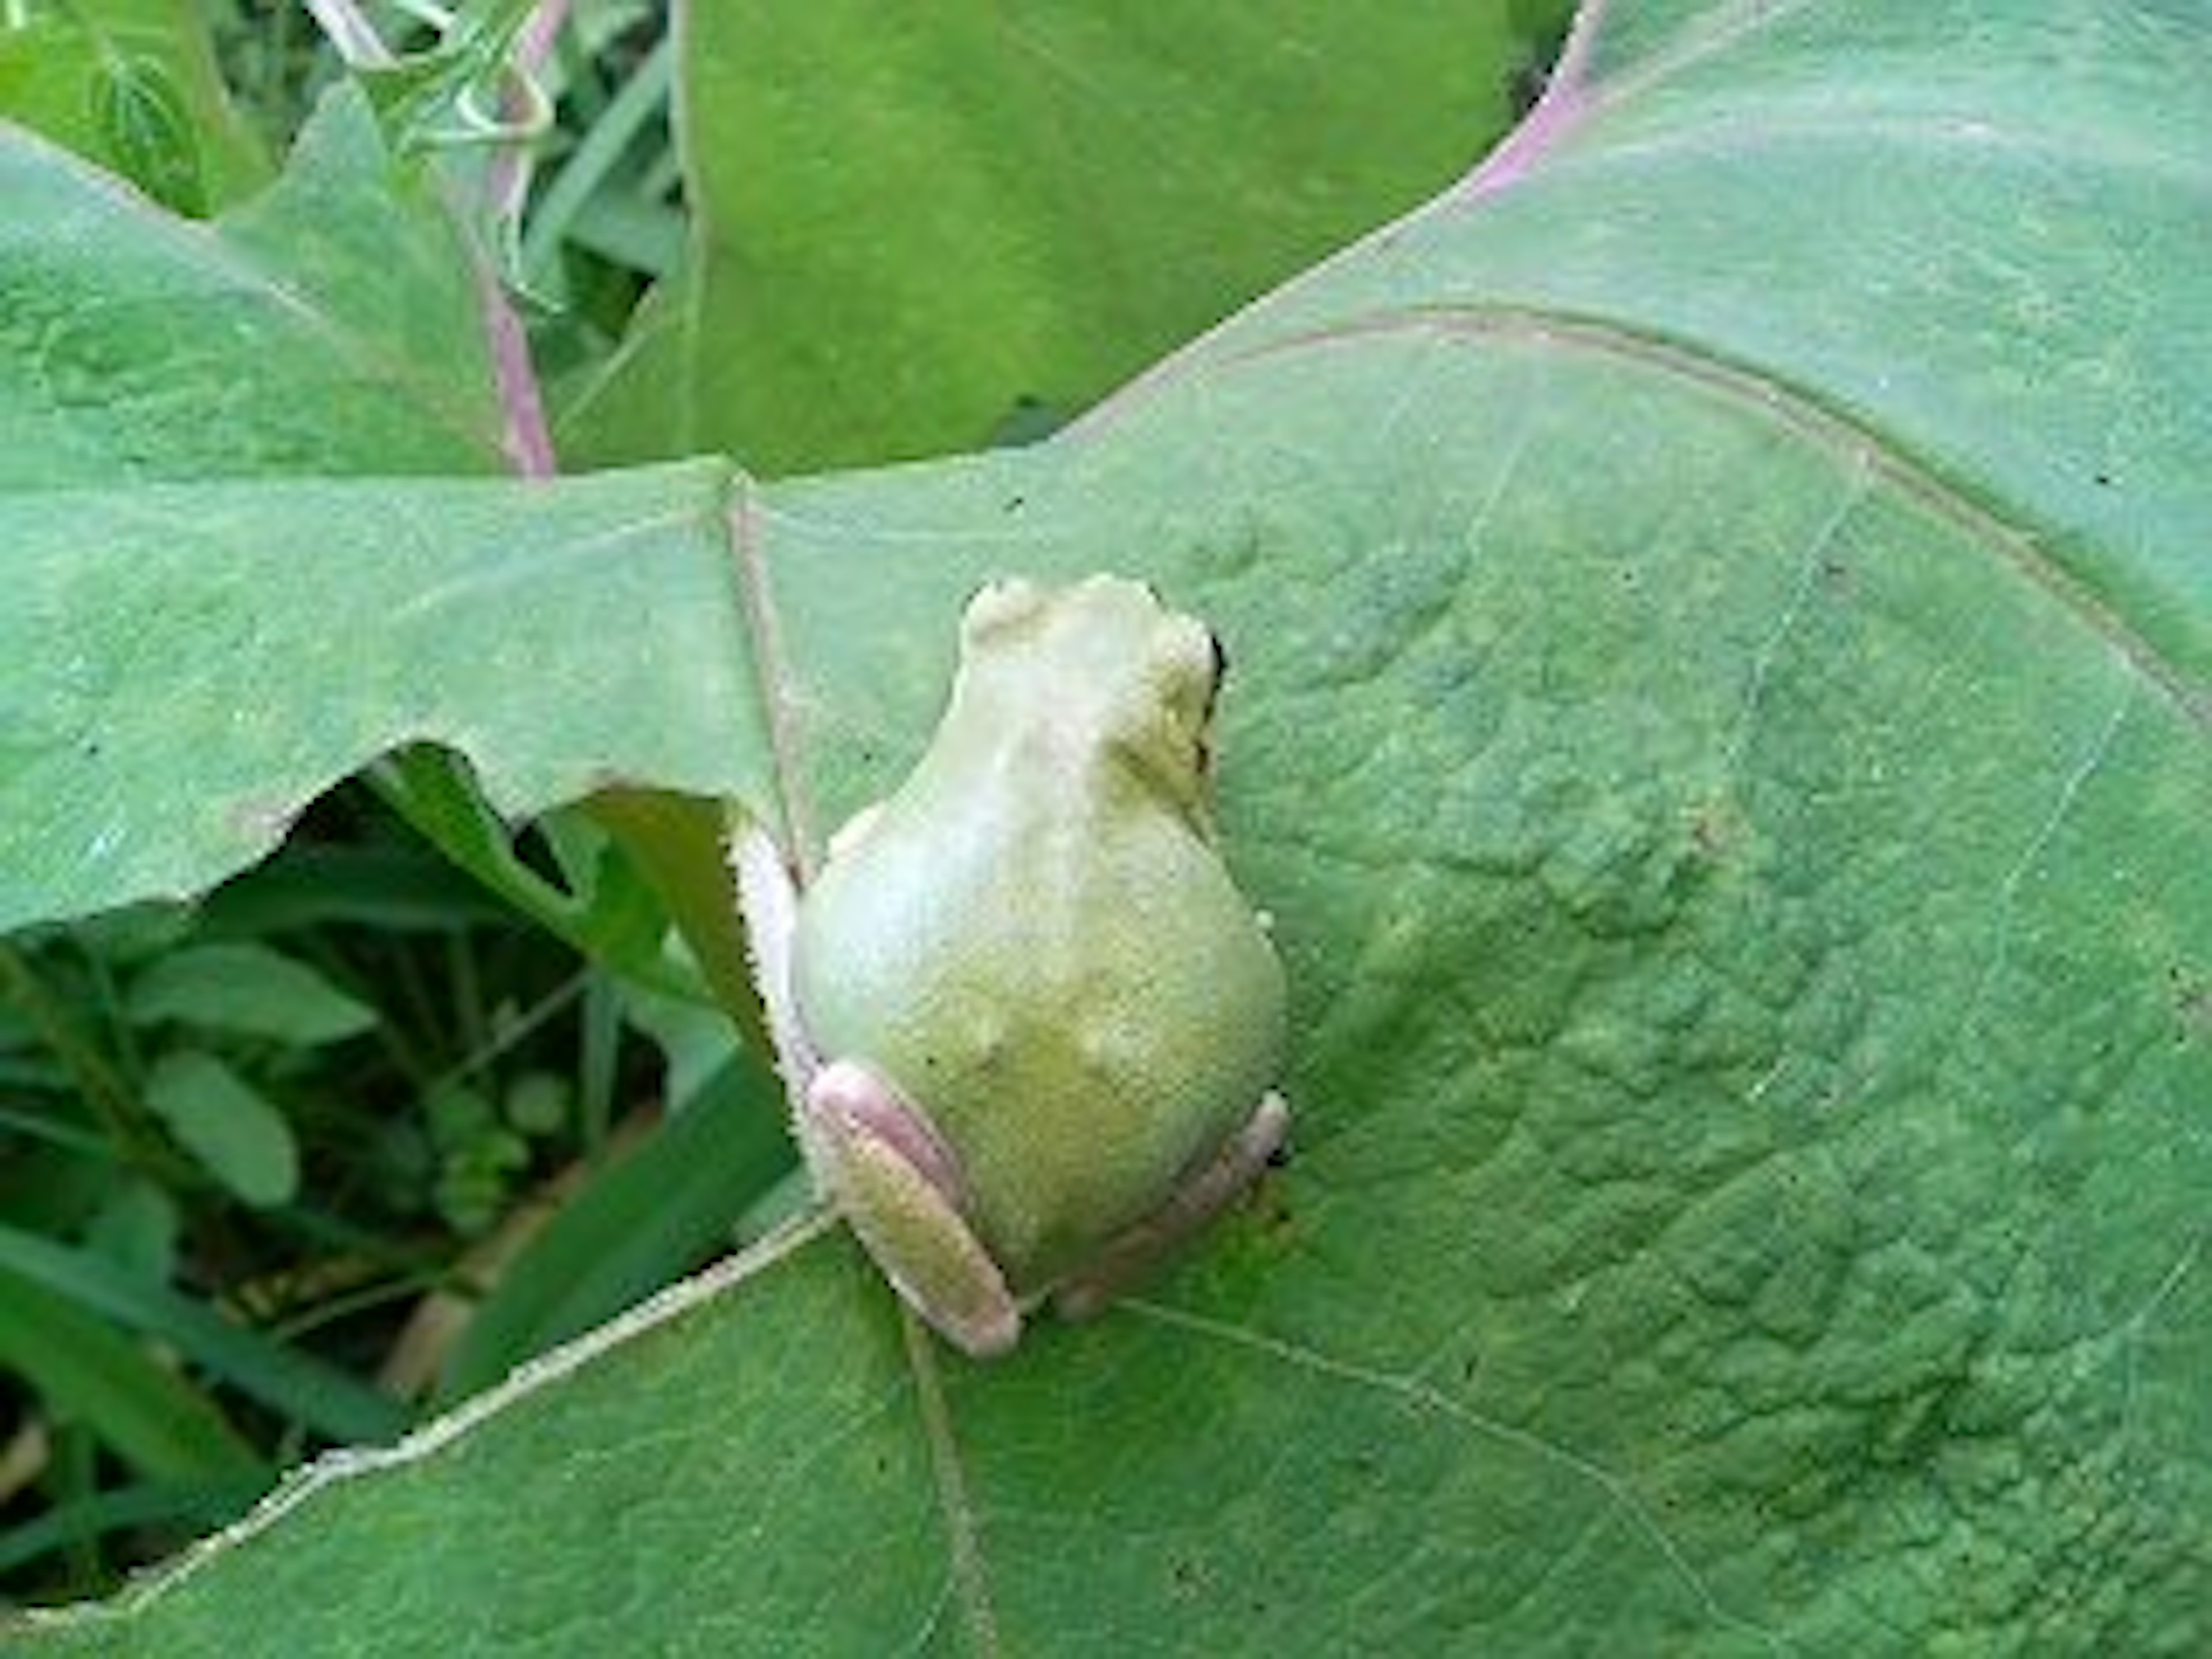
[560,0,1556,473]
[5,0,2209,1652]
[0,462,764,930]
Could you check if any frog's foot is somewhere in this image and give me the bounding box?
[805,1060,1023,1358]
[1052,1092,1290,1323]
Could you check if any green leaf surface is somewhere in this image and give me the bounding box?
[125,944,377,1047]
[5,1,2211,1652]
[0,85,502,487]
[140,1052,297,1209]
[560,1,1545,473]
[0,461,766,931]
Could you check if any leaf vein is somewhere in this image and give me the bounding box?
[1125,1299,1789,1652]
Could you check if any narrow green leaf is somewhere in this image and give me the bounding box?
[125,945,376,1047]
[141,1052,297,1209]
[516,34,674,287]
[0,1227,407,1448]
[560,188,684,277]
[0,1266,260,1482]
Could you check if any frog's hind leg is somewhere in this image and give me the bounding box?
[1052,1093,1290,1323]
[807,1060,1024,1358]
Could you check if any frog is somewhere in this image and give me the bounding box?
[741,575,1289,1358]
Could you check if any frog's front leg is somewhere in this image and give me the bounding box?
[1052,1093,1290,1323]
[802,1060,1024,1358]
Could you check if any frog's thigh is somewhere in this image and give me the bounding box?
[806,1061,1022,1358]
[1054,1092,1290,1323]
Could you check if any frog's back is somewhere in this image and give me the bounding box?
[794,780,1283,1289]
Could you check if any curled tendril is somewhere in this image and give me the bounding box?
[305,0,564,307]
[308,0,555,153]
[450,61,552,147]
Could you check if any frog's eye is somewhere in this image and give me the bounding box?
[1143,619,1218,736]
[1192,632,1227,778]
[1116,630,1221,817]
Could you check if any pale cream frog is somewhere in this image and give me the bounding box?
[752,575,1288,1357]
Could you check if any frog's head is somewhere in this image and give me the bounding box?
[958,575,1222,832]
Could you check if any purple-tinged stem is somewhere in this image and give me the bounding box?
[1460,0,1605,199]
